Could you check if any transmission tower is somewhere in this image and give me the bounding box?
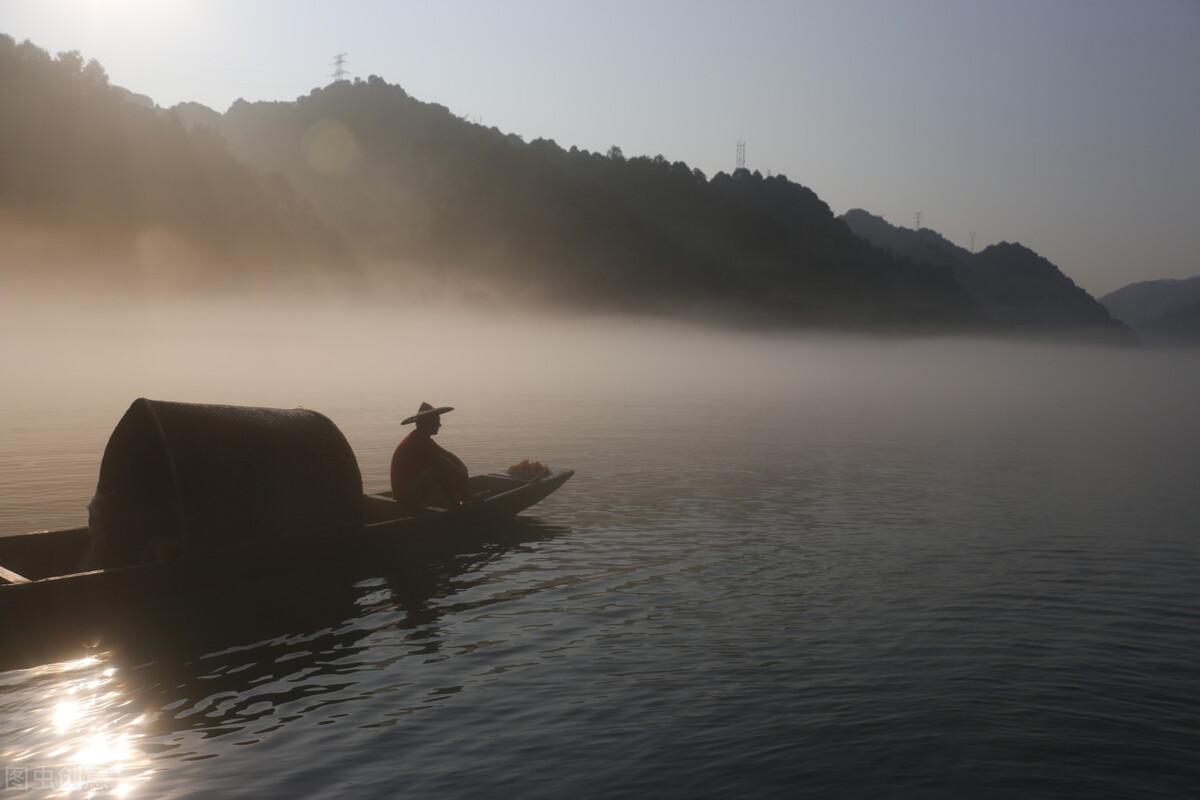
[914,211,922,230]
[331,52,349,82]
[736,140,746,170]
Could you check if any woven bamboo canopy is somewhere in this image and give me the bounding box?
[95,398,362,564]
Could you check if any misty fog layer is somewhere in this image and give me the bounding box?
[2,299,1196,533]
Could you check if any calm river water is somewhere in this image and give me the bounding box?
[1,305,1198,798]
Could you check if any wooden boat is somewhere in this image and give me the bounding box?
[0,399,573,660]
[363,468,575,536]
[0,469,574,589]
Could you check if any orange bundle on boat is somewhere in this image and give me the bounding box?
[507,459,550,480]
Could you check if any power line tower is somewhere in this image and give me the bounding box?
[331,52,349,82]
[736,140,746,170]
[914,211,922,230]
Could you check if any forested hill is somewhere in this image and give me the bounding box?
[842,209,1133,343]
[165,75,981,329]
[3,34,983,330]
[0,35,351,286]
[1100,276,1200,346]
[1100,276,1200,327]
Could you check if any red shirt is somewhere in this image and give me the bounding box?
[390,430,443,499]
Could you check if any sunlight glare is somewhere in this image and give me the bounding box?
[74,732,133,766]
[53,699,84,733]
[79,0,201,37]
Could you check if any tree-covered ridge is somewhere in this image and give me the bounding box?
[2,35,1014,330]
[1141,299,1200,344]
[1100,276,1200,328]
[1098,276,1200,346]
[171,75,980,328]
[0,35,349,284]
[842,209,1131,342]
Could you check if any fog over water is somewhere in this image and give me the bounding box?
[2,297,1198,533]
[2,297,1199,797]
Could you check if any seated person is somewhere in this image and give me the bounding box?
[390,402,474,512]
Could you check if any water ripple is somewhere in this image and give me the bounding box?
[3,373,1200,797]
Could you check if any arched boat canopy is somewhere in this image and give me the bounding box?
[96,398,362,562]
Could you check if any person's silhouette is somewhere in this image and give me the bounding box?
[389,402,472,512]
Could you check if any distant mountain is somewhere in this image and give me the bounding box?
[842,209,1133,343]
[0,34,985,328]
[161,77,984,329]
[840,209,970,272]
[24,33,1144,335]
[0,35,352,287]
[111,85,155,109]
[172,100,224,130]
[1099,276,1200,327]
[1142,299,1200,344]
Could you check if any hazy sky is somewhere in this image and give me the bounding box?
[3,0,1197,294]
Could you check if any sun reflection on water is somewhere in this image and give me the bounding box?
[2,653,154,798]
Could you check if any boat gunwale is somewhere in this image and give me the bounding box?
[1,468,574,589]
